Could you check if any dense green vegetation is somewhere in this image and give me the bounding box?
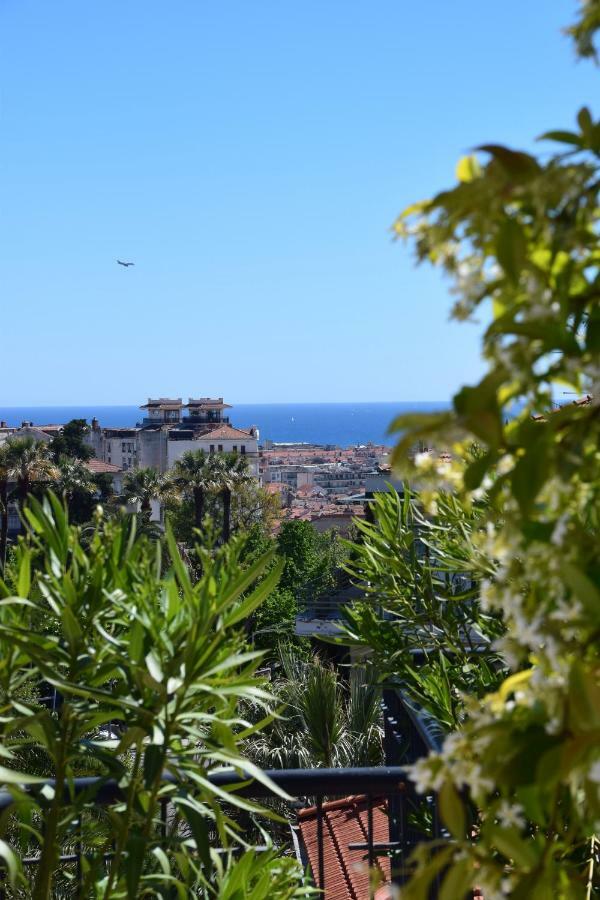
[336,5,600,896]
[343,486,505,735]
[3,5,599,895]
[48,419,94,463]
[1,434,347,657]
[246,646,383,769]
[0,495,315,897]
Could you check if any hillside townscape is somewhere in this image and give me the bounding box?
[2,1,600,897]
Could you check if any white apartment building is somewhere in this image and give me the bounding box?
[87,397,260,477]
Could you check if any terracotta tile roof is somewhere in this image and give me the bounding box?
[296,484,325,497]
[86,459,122,474]
[265,483,290,494]
[31,424,63,433]
[297,795,390,900]
[194,425,255,441]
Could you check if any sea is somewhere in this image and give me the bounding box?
[0,402,448,449]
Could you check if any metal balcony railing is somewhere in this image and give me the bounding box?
[0,766,425,898]
[12,691,446,897]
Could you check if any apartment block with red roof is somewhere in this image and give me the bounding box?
[86,397,260,478]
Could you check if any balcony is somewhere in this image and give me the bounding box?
[182,415,231,426]
[295,585,364,637]
[4,685,442,898]
[0,765,439,898]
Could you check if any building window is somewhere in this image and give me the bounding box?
[107,442,111,453]
[122,442,126,452]
[108,456,111,463]
[210,445,215,453]
[241,445,246,454]
[232,446,237,453]
[218,444,223,452]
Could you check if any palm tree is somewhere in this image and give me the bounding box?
[246,647,384,769]
[54,457,96,518]
[122,467,169,516]
[6,438,56,512]
[170,450,216,529]
[212,453,252,543]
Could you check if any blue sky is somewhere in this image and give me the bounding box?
[1,1,596,404]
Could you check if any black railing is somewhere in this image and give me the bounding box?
[0,767,414,898]
[4,690,445,896]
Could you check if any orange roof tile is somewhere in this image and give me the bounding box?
[297,795,390,900]
[86,459,122,474]
[195,425,254,441]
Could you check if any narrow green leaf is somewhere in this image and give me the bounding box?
[145,651,163,683]
[0,839,19,887]
[439,780,465,839]
[496,218,526,284]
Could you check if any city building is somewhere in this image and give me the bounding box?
[87,397,260,477]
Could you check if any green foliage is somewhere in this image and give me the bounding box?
[48,420,94,463]
[343,487,504,732]
[169,450,252,541]
[0,494,306,897]
[208,848,316,899]
[169,449,216,530]
[247,648,383,769]
[122,466,170,515]
[231,482,281,536]
[277,521,345,597]
[4,438,57,508]
[53,456,104,525]
[365,6,600,896]
[252,588,298,649]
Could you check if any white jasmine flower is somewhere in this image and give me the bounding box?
[406,756,440,794]
[496,800,525,830]
[551,515,569,546]
[550,599,582,623]
[545,716,562,735]
[443,731,467,756]
[459,764,494,798]
[513,614,544,649]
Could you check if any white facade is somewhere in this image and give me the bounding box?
[166,430,260,477]
[87,398,260,478]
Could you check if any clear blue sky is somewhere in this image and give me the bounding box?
[1,1,595,404]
